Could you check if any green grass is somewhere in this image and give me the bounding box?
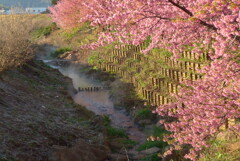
[138,126,169,151]
[199,138,240,161]
[122,139,138,146]
[60,22,92,40]
[102,115,111,126]
[88,52,101,64]
[151,48,173,58]
[143,36,152,47]
[50,47,72,58]
[61,27,81,40]
[32,24,56,39]
[101,115,128,138]
[135,108,153,120]
[152,126,171,138]
[106,126,127,138]
[137,140,167,151]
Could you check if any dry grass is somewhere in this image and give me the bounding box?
[0,14,51,72]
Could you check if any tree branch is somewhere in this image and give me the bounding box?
[168,0,217,31]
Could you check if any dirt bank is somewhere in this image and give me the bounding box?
[0,60,109,161]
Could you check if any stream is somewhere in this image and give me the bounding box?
[39,46,147,148]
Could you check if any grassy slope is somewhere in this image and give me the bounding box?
[0,60,107,161]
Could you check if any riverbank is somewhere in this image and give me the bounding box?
[0,60,111,161]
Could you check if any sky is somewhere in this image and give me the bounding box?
[0,0,51,8]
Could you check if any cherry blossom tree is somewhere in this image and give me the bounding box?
[82,0,239,58]
[49,0,94,29]
[155,57,240,160]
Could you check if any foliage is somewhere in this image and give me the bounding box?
[156,57,240,160]
[138,140,167,152]
[151,126,171,138]
[138,126,169,151]
[81,0,239,56]
[88,52,101,64]
[102,115,127,138]
[135,108,153,120]
[61,26,81,40]
[49,0,94,29]
[122,139,138,146]
[106,126,127,138]
[199,138,240,161]
[32,24,55,39]
[102,115,111,126]
[50,47,72,58]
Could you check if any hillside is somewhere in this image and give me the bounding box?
[0,0,51,8]
[0,59,109,161]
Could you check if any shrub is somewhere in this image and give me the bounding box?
[0,15,37,72]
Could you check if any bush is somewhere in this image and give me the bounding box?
[0,15,37,72]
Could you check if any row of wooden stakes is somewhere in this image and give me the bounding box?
[109,49,205,76]
[93,45,207,105]
[117,44,209,61]
[164,56,204,72]
[109,50,204,73]
[98,61,202,83]
[96,62,177,105]
[78,87,104,92]
[181,51,209,61]
[141,88,172,106]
